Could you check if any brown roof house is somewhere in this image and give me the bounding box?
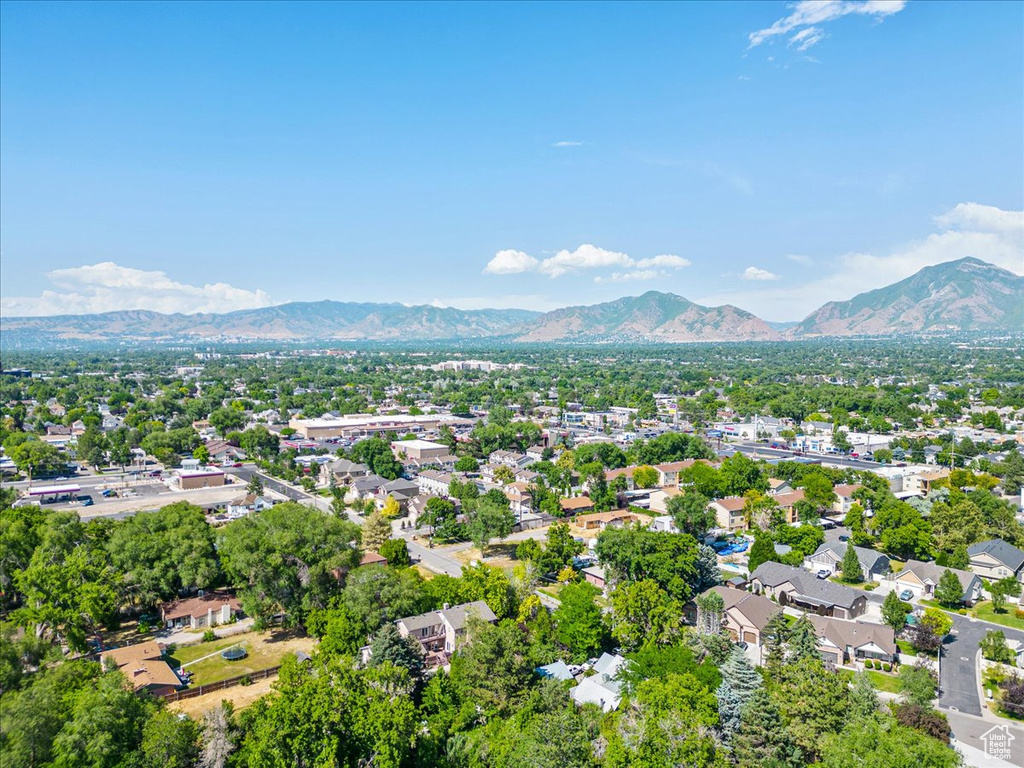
[161,592,242,630]
[687,586,782,665]
[101,641,181,696]
[807,614,897,668]
[574,509,642,530]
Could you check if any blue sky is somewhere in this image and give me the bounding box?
[1,1,1021,320]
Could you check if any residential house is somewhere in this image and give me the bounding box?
[892,560,984,605]
[525,446,547,463]
[375,478,420,509]
[807,615,897,668]
[561,496,596,516]
[347,474,388,503]
[224,493,274,519]
[605,466,638,491]
[504,482,533,518]
[832,484,863,515]
[321,459,371,486]
[489,450,534,470]
[967,540,1024,583]
[800,420,834,436]
[904,469,950,496]
[359,551,388,567]
[689,586,782,650]
[654,459,708,488]
[709,496,747,533]
[768,478,794,495]
[649,515,678,533]
[772,489,806,525]
[805,542,891,582]
[161,592,242,629]
[416,469,453,497]
[574,509,639,530]
[101,642,181,696]
[570,653,626,712]
[536,660,575,681]
[396,600,497,665]
[582,565,608,591]
[647,486,683,514]
[750,562,868,619]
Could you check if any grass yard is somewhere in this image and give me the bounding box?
[168,675,279,717]
[864,669,901,694]
[168,630,316,686]
[972,601,1024,631]
[452,542,518,573]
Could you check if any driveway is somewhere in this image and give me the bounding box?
[863,589,1024,718]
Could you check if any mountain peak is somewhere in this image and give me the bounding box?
[787,257,1024,337]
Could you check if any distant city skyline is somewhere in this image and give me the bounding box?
[1,1,1022,321]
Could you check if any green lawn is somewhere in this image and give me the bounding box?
[167,631,315,686]
[972,601,1024,631]
[896,640,917,656]
[864,669,901,694]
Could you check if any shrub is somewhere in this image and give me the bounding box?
[1015,608,1024,620]
[883,662,892,672]
[202,629,217,642]
[240,674,253,686]
[138,620,151,634]
[893,703,952,743]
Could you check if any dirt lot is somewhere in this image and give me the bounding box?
[167,674,279,718]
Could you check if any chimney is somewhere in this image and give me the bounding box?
[443,603,450,610]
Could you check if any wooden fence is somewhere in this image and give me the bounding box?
[161,665,282,702]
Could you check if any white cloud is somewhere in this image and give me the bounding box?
[789,26,826,51]
[484,244,693,280]
[786,254,813,264]
[636,254,693,269]
[742,266,780,281]
[749,0,906,50]
[594,270,663,283]
[483,249,540,274]
[697,202,1024,321]
[552,140,584,148]
[1,261,274,316]
[538,244,634,278]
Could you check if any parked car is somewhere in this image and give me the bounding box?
[77,495,94,506]
[899,590,914,601]
[838,534,850,542]
[816,570,830,580]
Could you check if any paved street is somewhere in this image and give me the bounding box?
[722,440,884,470]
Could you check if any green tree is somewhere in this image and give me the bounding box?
[934,568,964,607]
[747,531,778,573]
[731,689,803,768]
[595,525,701,602]
[378,538,411,567]
[817,716,961,768]
[141,710,201,768]
[466,497,516,556]
[449,619,534,714]
[554,581,606,661]
[667,491,714,538]
[368,622,424,681]
[881,589,909,632]
[717,645,762,739]
[454,455,479,473]
[787,614,818,663]
[980,630,1016,664]
[13,513,119,651]
[217,502,360,628]
[610,579,683,651]
[772,657,850,760]
[898,661,937,707]
[840,543,863,583]
[633,465,659,489]
[107,501,221,607]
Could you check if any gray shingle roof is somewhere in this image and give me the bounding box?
[439,600,497,631]
[751,561,865,610]
[967,539,1024,573]
[812,541,890,575]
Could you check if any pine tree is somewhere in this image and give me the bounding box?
[848,671,880,721]
[717,645,762,739]
[368,622,424,680]
[840,543,862,583]
[762,610,789,675]
[787,614,818,663]
[881,589,907,632]
[731,689,803,768]
[361,509,393,552]
[935,569,964,607]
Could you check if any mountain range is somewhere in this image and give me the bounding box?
[1,258,1021,347]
